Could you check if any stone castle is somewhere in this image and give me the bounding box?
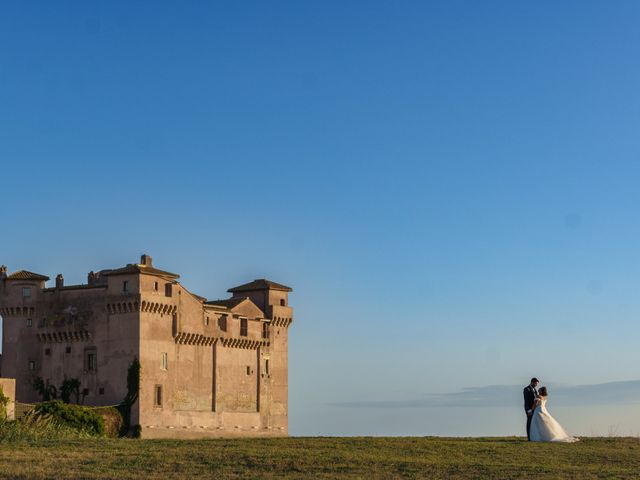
[0,255,293,438]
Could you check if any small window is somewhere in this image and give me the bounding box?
[246,366,251,375]
[165,283,173,297]
[204,316,209,326]
[82,388,89,397]
[66,346,71,354]
[218,315,227,332]
[265,359,270,375]
[45,348,51,356]
[280,299,285,306]
[154,385,163,407]
[26,318,33,327]
[85,349,97,372]
[99,387,105,395]
[28,360,36,371]
[154,281,159,291]
[122,281,129,292]
[240,318,248,337]
[22,287,31,298]
[161,352,168,371]
[262,322,270,339]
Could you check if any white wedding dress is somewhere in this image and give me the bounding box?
[529,397,579,443]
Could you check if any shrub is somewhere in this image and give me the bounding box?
[34,401,105,436]
[0,411,89,442]
[93,406,124,438]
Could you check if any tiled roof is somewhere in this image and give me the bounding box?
[103,264,179,279]
[204,297,248,309]
[227,279,292,293]
[6,270,50,281]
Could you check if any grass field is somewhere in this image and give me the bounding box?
[0,436,638,479]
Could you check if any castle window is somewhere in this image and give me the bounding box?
[122,281,129,292]
[204,316,209,326]
[161,352,168,371]
[28,360,36,371]
[154,281,159,292]
[66,346,71,354]
[45,348,51,356]
[265,359,270,375]
[83,388,89,397]
[85,348,97,372]
[262,322,270,339]
[22,287,31,298]
[218,315,227,332]
[154,385,163,407]
[165,283,173,297]
[99,387,105,395]
[280,299,285,306]
[26,318,33,327]
[246,366,251,375]
[240,318,248,337]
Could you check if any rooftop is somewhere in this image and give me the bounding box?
[102,254,179,279]
[204,297,249,309]
[228,279,292,293]
[102,264,180,279]
[5,270,50,281]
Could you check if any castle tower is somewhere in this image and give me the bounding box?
[227,279,293,433]
[0,269,50,400]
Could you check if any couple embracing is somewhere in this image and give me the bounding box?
[523,377,579,443]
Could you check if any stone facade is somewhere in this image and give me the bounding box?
[0,256,293,438]
[0,378,15,420]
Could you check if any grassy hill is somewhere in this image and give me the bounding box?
[0,436,638,479]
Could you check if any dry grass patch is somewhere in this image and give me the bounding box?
[0,437,638,479]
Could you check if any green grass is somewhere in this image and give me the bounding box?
[0,436,638,479]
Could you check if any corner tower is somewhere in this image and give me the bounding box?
[228,279,293,433]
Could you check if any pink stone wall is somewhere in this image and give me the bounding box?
[0,378,16,420]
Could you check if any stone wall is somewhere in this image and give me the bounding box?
[0,378,16,420]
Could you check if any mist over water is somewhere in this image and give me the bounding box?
[291,381,640,436]
[292,404,640,437]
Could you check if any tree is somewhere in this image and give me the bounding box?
[119,357,141,436]
[59,378,82,404]
[32,377,58,401]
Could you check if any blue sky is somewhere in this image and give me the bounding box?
[1,1,640,436]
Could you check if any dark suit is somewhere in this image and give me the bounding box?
[523,385,538,440]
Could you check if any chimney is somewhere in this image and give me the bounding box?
[141,254,153,267]
[56,274,64,289]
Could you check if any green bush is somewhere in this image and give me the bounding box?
[0,411,90,442]
[34,401,105,436]
[93,406,124,437]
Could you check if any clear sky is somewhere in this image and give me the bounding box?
[1,1,640,436]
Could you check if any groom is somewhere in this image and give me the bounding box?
[523,377,539,441]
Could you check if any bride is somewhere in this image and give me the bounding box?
[529,386,579,442]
